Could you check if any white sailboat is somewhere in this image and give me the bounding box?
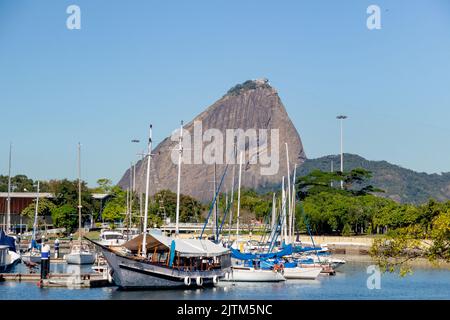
[65,242,96,265]
[225,266,286,282]
[225,152,286,283]
[65,143,96,265]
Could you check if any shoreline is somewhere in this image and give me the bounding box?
[335,253,450,269]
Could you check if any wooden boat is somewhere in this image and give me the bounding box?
[89,233,231,289]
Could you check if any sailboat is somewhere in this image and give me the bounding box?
[90,123,231,289]
[65,143,96,265]
[21,181,43,264]
[222,152,286,283]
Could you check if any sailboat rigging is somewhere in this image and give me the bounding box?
[64,143,96,265]
[89,123,231,289]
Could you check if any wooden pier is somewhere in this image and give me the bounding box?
[0,272,111,288]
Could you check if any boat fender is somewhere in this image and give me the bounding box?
[184,276,191,286]
[212,275,219,284]
[196,276,203,286]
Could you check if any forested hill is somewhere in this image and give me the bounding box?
[297,154,450,204]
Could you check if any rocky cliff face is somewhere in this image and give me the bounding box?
[118,79,306,201]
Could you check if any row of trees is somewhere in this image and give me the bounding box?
[20,178,100,232]
[295,169,449,240]
[10,171,450,270]
[100,187,204,228]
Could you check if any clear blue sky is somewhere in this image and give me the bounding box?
[1,0,450,186]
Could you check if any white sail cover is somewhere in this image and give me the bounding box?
[123,233,229,258]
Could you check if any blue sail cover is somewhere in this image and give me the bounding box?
[0,230,16,252]
[230,244,293,261]
[293,245,322,253]
[30,239,41,251]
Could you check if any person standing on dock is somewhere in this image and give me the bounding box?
[40,244,51,280]
[54,238,60,259]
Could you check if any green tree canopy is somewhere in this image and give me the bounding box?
[51,204,78,232]
[0,174,34,192]
[21,198,56,219]
[296,168,382,200]
[150,189,204,223]
[91,178,113,193]
[101,186,127,222]
[370,209,450,275]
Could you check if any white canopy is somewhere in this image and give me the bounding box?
[123,233,229,258]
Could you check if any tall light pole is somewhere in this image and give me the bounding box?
[6,142,12,233]
[336,115,348,189]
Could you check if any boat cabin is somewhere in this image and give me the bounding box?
[69,241,93,254]
[121,233,231,271]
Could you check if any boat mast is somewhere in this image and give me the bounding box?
[77,142,82,242]
[127,161,133,240]
[32,181,40,244]
[271,193,276,230]
[282,176,287,244]
[6,142,12,233]
[291,164,297,242]
[213,163,217,239]
[175,121,183,237]
[285,143,291,244]
[227,145,236,243]
[236,151,243,243]
[126,187,129,238]
[142,124,153,257]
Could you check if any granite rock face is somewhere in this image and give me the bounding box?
[118,79,306,202]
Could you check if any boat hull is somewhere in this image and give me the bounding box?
[0,251,21,272]
[99,246,230,290]
[282,267,322,280]
[65,253,96,265]
[223,267,286,282]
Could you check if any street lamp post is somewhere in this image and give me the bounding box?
[336,115,348,189]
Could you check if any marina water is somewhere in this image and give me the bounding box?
[1,260,449,300]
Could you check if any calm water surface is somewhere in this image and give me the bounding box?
[0,261,449,300]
